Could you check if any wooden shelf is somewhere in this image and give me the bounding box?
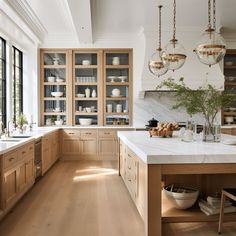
[105,65,129,69]
[106,97,128,101]
[222,111,236,115]
[43,65,66,69]
[74,65,98,69]
[43,112,66,115]
[224,65,236,69]
[74,82,98,86]
[75,112,98,116]
[106,82,129,86]
[106,112,129,115]
[44,82,66,85]
[74,97,98,101]
[44,97,66,101]
[225,82,236,86]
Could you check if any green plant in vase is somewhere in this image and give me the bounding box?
[157,78,236,141]
[16,113,28,133]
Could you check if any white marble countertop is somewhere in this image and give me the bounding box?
[0,127,59,155]
[118,131,236,164]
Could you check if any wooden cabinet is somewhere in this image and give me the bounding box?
[98,130,118,160]
[40,48,133,127]
[42,130,59,175]
[119,141,146,220]
[222,49,236,125]
[1,141,35,210]
[73,50,103,126]
[40,49,71,126]
[103,49,133,126]
[221,127,236,135]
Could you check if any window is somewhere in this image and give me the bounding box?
[12,46,23,123]
[0,37,6,128]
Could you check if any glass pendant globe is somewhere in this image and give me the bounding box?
[194,30,226,66]
[148,49,169,77]
[162,39,187,71]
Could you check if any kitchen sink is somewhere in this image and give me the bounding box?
[0,139,22,142]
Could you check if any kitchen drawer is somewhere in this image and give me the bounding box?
[18,143,34,161]
[81,130,97,139]
[98,130,117,138]
[62,129,80,139]
[3,150,18,169]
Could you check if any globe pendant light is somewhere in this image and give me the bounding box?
[148,5,169,77]
[194,0,226,67]
[162,0,187,71]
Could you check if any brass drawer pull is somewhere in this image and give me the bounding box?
[29,147,33,150]
[9,157,15,162]
[104,132,110,135]
[128,166,131,170]
[85,132,92,135]
[128,179,131,182]
[68,132,74,135]
[22,151,26,154]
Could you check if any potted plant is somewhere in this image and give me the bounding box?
[16,113,28,133]
[157,78,236,141]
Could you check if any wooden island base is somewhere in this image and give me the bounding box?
[119,140,236,236]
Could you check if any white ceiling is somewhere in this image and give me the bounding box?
[21,0,236,43]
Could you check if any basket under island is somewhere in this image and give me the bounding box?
[117,131,236,236]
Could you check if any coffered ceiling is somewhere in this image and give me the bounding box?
[8,0,236,44]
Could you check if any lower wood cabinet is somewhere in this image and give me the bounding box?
[42,130,59,175]
[61,128,119,161]
[1,141,35,211]
[119,140,146,220]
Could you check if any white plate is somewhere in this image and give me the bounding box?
[77,94,85,98]
[221,139,236,145]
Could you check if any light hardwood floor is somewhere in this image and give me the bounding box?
[0,161,236,236]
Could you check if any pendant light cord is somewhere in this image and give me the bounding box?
[173,0,176,41]
[158,5,162,50]
[213,0,216,30]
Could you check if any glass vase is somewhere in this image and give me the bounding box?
[202,123,221,142]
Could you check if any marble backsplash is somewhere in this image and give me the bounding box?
[133,91,220,128]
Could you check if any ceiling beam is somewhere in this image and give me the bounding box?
[66,0,93,44]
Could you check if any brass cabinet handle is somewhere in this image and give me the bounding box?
[128,154,131,158]
[9,157,15,162]
[68,132,74,135]
[22,151,26,154]
[128,179,131,182]
[128,166,131,170]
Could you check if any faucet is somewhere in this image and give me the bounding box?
[6,120,13,137]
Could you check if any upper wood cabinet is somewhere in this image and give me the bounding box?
[40,48,133,126]
[103,49,133,126]
[40,49,72,126]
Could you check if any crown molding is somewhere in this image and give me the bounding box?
[4,0,47,42]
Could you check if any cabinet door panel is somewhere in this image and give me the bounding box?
[25,159,35,184]
[99,139,117,160]
[81,139,97,155]
[18,164,26,192]
[4,170,18,208]
[62,140,80,154]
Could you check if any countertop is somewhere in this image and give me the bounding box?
[118,131,236,164]
[0,127,59,155]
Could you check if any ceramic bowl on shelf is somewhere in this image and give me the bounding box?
[76,93,85,98]
[56,78,64,82]
[111,88,121,97]
[82,60,91,65]
[229,107,236,112]
[79,118,93,125]
[107,76,116,83]
[118,76,127,82]
[51,91,63,97]
[163,184,199,210]
[47,76,55,82]
[55,120,63,126]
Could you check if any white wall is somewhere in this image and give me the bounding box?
[0,3,40,126]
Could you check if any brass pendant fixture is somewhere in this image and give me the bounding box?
[162,0,187,71]
[194,0,226,67]
[148,5,169,77]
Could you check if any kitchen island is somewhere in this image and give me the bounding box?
[118,131,236,236]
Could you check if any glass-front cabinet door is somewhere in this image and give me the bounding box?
[104,49,132,126]
[40,50,71,126]
[73,50,103,126]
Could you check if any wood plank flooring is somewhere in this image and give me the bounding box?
[0,161,235,236]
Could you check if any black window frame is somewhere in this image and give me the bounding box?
[12,46,23,123]
[0,37,6,128]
